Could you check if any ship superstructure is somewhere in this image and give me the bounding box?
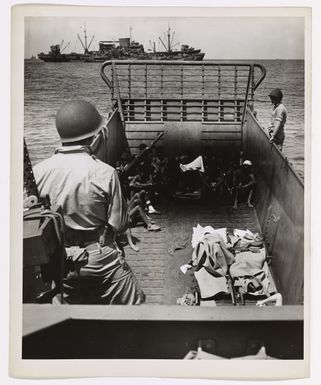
[38,26,205,62]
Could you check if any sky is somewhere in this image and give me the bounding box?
[25,16,305,60]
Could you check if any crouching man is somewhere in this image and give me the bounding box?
[232,160,256,209]
[34,100,145,304]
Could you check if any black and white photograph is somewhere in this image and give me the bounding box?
[9,3,311,380]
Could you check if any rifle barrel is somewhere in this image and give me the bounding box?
[123,132,164,174]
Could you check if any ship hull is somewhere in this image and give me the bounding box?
[38,54,71,62]
[147,52,205,61]
[63,52,205,62]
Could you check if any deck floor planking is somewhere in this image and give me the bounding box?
[124,198,261,305]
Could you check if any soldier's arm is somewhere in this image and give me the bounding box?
[107,170,129,233]
[272,120,282,138]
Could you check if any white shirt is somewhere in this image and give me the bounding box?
[271,103,287,142]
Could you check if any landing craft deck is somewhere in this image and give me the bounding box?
[22,60,304,360]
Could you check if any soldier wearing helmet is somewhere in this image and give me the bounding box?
[268,88,287,151]
[34,100,145,305]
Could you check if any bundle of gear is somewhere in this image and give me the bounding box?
[178,225,280,306]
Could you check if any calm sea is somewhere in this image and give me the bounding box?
[24,59,304,180]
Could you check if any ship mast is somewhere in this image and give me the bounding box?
[149,40,157,53]
[170,31,175,49]
[158,25,176,52]
[77,24,94,54]
[158,36,168,52]
[167,26,171,52]
[84,24,88,53]
[129,25,133,44]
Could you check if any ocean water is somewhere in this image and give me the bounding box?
[24,59,304,180]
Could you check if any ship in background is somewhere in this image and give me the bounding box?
[37,41,73,62]
[144,26,205,61]
[37,26,205,62]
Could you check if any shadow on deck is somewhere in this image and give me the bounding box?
[123,197,260,305]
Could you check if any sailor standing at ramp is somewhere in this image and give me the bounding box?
[268,88,287,151]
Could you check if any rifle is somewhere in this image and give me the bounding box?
[122,132,164,176]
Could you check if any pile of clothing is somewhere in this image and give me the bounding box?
[184,345,276,360]
[182,225,277,305]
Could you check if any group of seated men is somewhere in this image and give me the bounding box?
[114,144,169,250]
[114,144,256,250]
[169,148,256,208]
[201,149,256,209]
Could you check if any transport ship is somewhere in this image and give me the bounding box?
[37,42,72,62]
[22,60,304,361]
[37,27,205,62]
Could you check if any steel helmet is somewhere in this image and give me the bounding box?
[56,100,105,143]
[268,88,283,102]
[243,160,252,166]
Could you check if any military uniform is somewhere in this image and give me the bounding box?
[270,102,287,149]
[268,88,287,151]
[34,145,145,304]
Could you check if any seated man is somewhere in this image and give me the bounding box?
[201,152,225,199]
[154,146,170,193]
[209,156,225,195]
[177,154,203,195]
[117,197,161,253]
[224,152,242,194]
[232,160,256,209]
[115,158,161,252]
[127,193,161,232]
[129,162,160,214]
[150,147,162,175]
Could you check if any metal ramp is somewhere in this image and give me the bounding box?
[100,60,266,155]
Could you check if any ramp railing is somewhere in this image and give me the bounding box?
[101,60,266,124]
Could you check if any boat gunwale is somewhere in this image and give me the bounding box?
[23,304,304,337]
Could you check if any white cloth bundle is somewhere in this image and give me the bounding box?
[191,224,228,248]
[179,155,205,173]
